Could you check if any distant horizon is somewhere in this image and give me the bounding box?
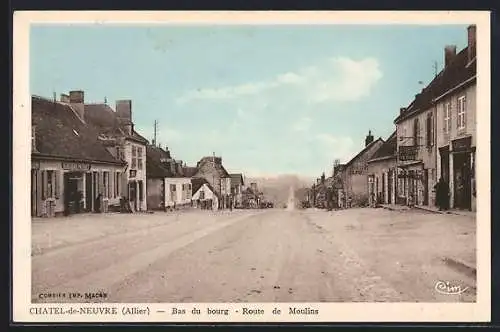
[31,24,469,177]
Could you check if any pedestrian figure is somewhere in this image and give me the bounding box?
[434,177,450,211]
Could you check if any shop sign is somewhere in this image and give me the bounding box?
[398,145,418,161]
[61,161,91,171]
[452,136,472,152]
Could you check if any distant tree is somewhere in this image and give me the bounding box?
[332,159,341,177]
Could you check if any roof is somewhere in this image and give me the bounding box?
[31,96,124,165]
[146,145,173,178]
[84,103,149,144]
[191,177,221,199]
[344,138,384,168]
[196,156,231,178]
[394,46,476,124]
[183,166,198,177]
[368,131,397,162]
[230,173,244,186]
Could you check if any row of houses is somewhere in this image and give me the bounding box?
[30,91,262,218]
[310,24,477,212]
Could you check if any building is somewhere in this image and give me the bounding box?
[80,93,149,212]
[191,177,220,210]
[31,95,126,217]
[339,131,384,207]
[192,155,232,209]
[242,187,259,209]
[146,144,192,211]
[230,173,245,208]
[436,25,477,211]
[394,25,476,209]
[367,131,397,206]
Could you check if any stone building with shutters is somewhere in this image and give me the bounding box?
[82,94,149,212]
[192,155,232,210]
[435,25,477,211]
[31,95,127,218]
[394,25,476,209]
[146,144,193,211]
[367,131,397,206]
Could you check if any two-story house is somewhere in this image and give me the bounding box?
[230,173,245,208]
[82,96,149,212]
[394,25,476,210]
[145,144,193,211]
[31,94,126,218]
[436,25,477,211]
[367,131,397,206]
[339,130,384,207]
[192,155,232,209]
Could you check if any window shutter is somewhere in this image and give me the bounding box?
[110,172,115,198]
[54,171,60,199]
[41,170,47,200]
[463,96,467,127]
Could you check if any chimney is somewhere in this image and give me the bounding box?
[116,100,133,135]
[69,90,85,121]
[444,45,457,67]
[467,24,476,63]
[60,94,70,103]
[365,130,374,147]
[400,107,406,114]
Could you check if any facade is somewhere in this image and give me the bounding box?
[31,95,126,217]
[339,131,384,207]
[394,25,476,210]
[192,156,232,209]
[146,144,192,210]
[82,94,149,212]
[436,25,477,211]
[367,131,397,206]
[191,177,220,210]
[230,173,245,208]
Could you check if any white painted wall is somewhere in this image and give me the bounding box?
[192,183,219,210]
[164,177,192,207]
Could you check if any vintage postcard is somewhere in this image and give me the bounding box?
[12,11,491,323]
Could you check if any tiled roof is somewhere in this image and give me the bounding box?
[395,46,476,124]
[183,166,198,177]
[191,177,221,199]
[344,138,384,168]
[196,156,231,178]
[369,131,397,162]
[31,96,124,165]
[84,103,149,144]
[146,145,173,178]
[230,173,244,186]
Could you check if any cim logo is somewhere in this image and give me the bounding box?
[434,280,469,295]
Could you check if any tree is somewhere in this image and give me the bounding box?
[332,159,341,177]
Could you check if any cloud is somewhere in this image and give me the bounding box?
[292,116,313,132]
[313,133,357,164]
[176,56,383,105]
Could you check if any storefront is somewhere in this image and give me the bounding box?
[451,136,475,211]
[31,158,125,218]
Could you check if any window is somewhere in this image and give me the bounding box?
[137,147,143,170]
[47,170,54,198]
[444,102,451,133]
[102,172,108,198]
[199,190,205,200]
[413,118,420,146]
[131,146,137,169]
[115,172,120,197]
[457,95,467,129]
[426,112,434,147]
[31,126,36,151]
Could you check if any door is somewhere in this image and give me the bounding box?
[85,172,92,212]
[388,170,393,204]
[382,173,386,204]
[423,169,429,206]
[454,153,472,210]
[129,181,137,211]
[31,169,38,217]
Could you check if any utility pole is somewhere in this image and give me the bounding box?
[153,120,158,146]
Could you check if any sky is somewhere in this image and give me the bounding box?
[30,24,469,178]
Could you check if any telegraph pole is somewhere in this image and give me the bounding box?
[153,120,158,146]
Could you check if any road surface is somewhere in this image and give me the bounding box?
[32,208,476,303]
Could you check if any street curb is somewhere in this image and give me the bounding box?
[442,257,477,279]
[413,206,443,214]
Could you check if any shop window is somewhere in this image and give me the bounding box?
[46,170,54,199]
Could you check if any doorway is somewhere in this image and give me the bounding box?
[85,172,93,212]
[388,170,393,204]
[129,181,137,211]
[423,169,429,206]
[64,172,81,215]
[453,152,472,210]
